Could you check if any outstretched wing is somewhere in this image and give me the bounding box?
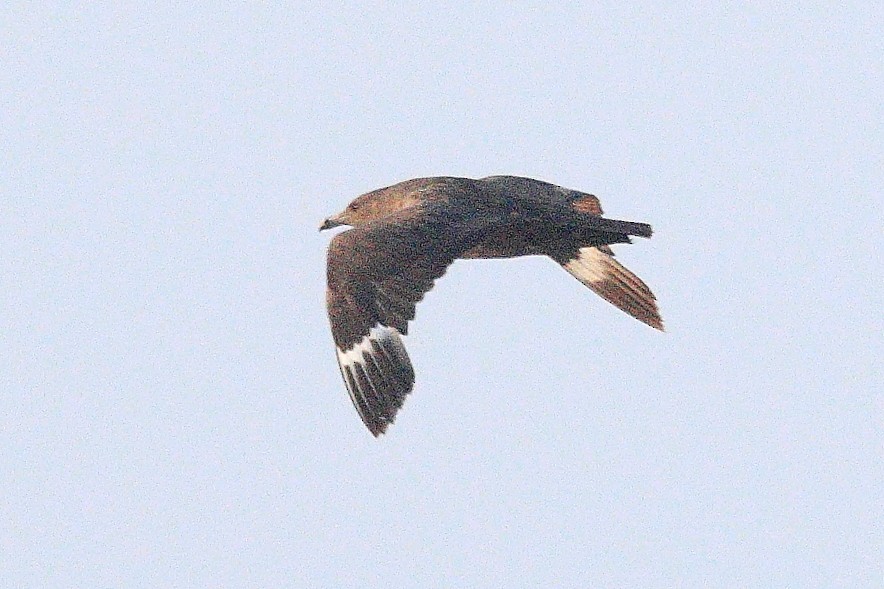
[558,246,663,330]
[325,205,474,436]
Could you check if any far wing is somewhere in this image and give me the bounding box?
[559,246,664,330]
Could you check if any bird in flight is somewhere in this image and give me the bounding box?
[320,175,663,436]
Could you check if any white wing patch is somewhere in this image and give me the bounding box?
[336,325,389,366]
[563,246,610,285]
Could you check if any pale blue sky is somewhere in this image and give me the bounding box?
[2,3,882,587]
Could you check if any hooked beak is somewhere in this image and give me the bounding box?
[319,215,344,231]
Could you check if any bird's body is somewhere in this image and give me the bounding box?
[321,175,662,436]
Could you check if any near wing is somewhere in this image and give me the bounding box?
[325,205,473,436]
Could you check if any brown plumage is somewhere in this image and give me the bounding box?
[321,175,663,436]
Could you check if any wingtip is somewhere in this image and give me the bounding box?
[646,315,665,332]
[367,419,390,437]
[632,310,664,331]
[642,301,665,332]
[335,325,415,439]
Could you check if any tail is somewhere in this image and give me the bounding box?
[557,246,663,330]
[582,216,653,239]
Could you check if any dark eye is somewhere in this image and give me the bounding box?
[350,202,360,211]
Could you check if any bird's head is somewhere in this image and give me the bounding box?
[320,182,425,231]
[319,193,379,230]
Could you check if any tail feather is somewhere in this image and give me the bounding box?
[559,247,663,330]
[583,216,653,239]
